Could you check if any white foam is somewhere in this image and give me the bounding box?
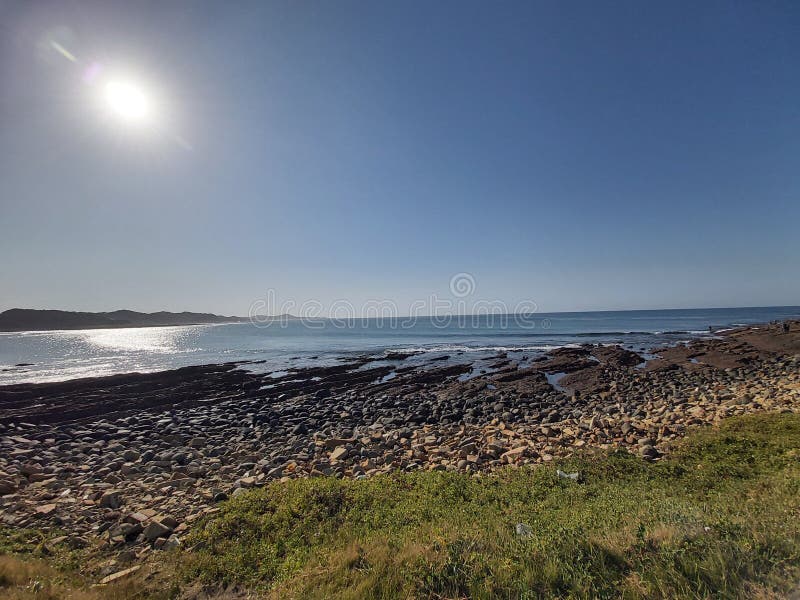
[392,344,581,354]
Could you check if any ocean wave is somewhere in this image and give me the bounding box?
[371,331,682,339]
[572,331,656,337]
[661,330,714,335]
[391,344,581,353]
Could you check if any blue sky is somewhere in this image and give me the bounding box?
[1,0,798,315]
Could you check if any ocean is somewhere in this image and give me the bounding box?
[1,306,798,385]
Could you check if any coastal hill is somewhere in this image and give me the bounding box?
[0,308,247,332]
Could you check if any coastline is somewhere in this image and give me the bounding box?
[3,306,799,386]
[0,321,798,555]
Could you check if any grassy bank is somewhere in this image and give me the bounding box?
[184,412,800,599]
[3,412,800,599]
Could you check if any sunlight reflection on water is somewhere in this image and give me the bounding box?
[80,326,203,353]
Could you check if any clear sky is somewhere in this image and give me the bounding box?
[1,0,798,316]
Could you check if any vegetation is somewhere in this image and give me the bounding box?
[0,528,174,600]
[184,412,800,598]
[2,413,800,599]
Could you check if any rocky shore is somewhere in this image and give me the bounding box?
[1,321,798,569]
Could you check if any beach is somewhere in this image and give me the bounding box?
[1,320,798,560]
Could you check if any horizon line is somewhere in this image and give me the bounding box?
[4,304,799,320]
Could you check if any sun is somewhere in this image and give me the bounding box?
[103,80,151,122]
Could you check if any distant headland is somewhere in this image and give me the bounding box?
[0,308,250,332]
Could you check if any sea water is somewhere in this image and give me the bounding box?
[1,306,797,385]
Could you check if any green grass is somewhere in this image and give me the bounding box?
[182,413,800,599]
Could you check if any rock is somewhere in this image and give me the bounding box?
[0,480,17,495]
[99,565,140,585]
[515,522,533,538]
[35,503,57,516]
[266,465,284,478]
[21,462,42,477]
[116,549,137,564]
[143,521,172,542]
[323,437,356,450]
[330,447,348,462]
[124,512,148,525]
[640,445,660,461]
[98,490,122,509]
[122,449,140,462]
[501,446,527,463]
[161,516,179,529]
[162,535,181,550]
[110,522,142,541]
[556,470,580,482]
[65,536,89,549]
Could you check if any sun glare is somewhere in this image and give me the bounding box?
[103,80,150,122]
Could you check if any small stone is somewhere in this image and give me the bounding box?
[330,447,348,462]
[161,516,179,529]
[162,535,181,550]
[21,462,42,477]
[143,520,172,542]
[124,512,148,525]
[116,550,137,564]
[35,503,57,516]
[501,446,527,463]
[0,480,18,495]
[515,522,533,538]
[640,445,660,461]
[266,466,284,478]
[557,469,580,482]
[99,565,140,585]
[99,490,123,509]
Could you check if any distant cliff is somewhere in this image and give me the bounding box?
[0,309,247,332]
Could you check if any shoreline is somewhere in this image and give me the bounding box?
[4,305,799,387]
[0,320,798,561]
